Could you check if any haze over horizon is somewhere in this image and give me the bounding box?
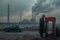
[0,0,60,23]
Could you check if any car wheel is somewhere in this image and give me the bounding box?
[19,29,22,32]
[4,29,7,32]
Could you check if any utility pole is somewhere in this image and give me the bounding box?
[8,4,10,23]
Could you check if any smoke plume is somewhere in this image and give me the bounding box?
[32,0,60,16]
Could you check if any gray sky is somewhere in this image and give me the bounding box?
[0,0,60,23]
[33,0,60,23]
[0,0,36,22]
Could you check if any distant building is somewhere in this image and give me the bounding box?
[20,19,38,24]
[22,19,30,24]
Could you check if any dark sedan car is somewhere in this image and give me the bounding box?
[4,25,22,32]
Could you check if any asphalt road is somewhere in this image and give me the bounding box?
[0,31,40,40]
[0,31,60,40]
[0,31,40,37]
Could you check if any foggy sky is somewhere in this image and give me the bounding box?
[32,0,60,15]
[0,0,36,16]
[0,0,36,22]
[0,0,60,23]
[32,0,60,23]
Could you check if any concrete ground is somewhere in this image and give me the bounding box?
[0,31,60,40]
[0,31,40,40]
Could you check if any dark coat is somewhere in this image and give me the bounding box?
[39,18,45,33]
[56,28,60,37]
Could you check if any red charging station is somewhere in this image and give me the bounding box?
[45,17,56,39]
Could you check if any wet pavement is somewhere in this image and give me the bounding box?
[0,31,40,40]
[0,31,60,40]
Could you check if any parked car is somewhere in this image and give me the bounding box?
[4,25,22,32]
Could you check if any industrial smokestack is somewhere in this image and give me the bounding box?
[32,4,38,20]
[32,10,36,20]
[20,12,22,22]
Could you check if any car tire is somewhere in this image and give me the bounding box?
[4,28,7,32]
[17,29,20,32]
[17,29,21,32]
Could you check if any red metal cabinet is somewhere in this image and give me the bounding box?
[45,17,56,38]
